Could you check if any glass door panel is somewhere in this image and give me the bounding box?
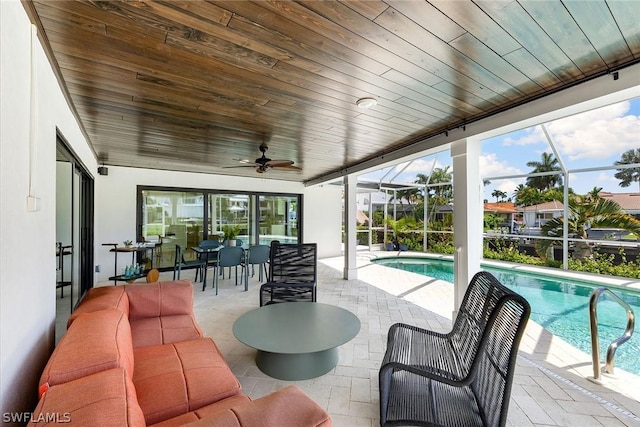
[209,194,250,245]
[259,195,299,245]
[141,190,204,266]
[56,139,94,343]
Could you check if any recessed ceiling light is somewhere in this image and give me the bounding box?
[356,97,377,108]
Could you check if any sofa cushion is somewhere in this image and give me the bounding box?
[133,338,242,425]
[125,280,196,320]
[67,285,129,327]
[148,394,250,427]
[129,315,203,349]
[29,368,145,427]
[40,309,134,391]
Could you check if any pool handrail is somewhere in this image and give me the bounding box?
[589,287,635,379]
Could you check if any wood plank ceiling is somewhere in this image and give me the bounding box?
[26,1,640,183]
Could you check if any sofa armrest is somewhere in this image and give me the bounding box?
[176,386,330,427]
[67,285,129,327]
[232,386,331,427]
[125,280,194,320]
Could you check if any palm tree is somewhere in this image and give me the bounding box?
[392,187,421,218]
[537,195,640,260]
[513,185,543,206]
[614,148,640,191]
[586,186,603,201]
[418,167,453,223]
[525,152,563,191]
[491,189,507,203]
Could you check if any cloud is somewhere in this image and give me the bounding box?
[403,158,446,173]
[546,101,639,161]
[502,127,545,146]
[595,171,619,188]
[496,100,639,163]
[480,153,522,178]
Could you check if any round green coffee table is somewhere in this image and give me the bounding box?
[233,302,361,380]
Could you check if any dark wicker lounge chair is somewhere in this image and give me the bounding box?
[379,271,531,427]
[259,242,317,306]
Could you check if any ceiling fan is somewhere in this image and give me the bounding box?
[225,144,301,174]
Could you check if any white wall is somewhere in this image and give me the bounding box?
[303,184,343,258]
[0,1,98,420]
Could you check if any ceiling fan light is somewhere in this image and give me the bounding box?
[356,97,377,108]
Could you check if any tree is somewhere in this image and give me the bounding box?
[391,187,421,218]
[614,148,640,191]
[513,185,543,206]
[586,186,603,201]
[525,152,563,191]
[418,167,453,223]
[491,189,507,202]
[537,195,640,260]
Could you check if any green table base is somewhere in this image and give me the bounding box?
[256,348,339,381]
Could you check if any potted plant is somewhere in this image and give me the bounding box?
[385,239,395,251]
[222,225,240,246]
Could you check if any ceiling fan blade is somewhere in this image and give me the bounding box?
[222,164,258,169]
[266,159,294,167]
[271,164,302,171]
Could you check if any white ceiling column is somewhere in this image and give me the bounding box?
[452,137,483,320]
[344,174,358,280]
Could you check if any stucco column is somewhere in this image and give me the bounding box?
[343,174,357,280]
[452,138,482,320]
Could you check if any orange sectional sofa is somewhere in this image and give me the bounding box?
[29,280,331,426]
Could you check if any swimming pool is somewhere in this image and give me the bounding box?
[373,257,640,376]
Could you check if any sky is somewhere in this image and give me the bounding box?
[360,96,640,201]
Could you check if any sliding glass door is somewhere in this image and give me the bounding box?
[56,137,94,341]
[138,187,301,270]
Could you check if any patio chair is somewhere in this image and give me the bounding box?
[173,244,206,281]
[379,271,530,427]
[195,239,222,281]
[243,244,270,282]
[211,246,245,295]
[259,242,317,306]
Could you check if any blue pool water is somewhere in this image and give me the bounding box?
[373,257,640,376]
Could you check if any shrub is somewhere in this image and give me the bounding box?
[567,251,640,278]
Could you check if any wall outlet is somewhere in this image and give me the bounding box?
[95,265,101,273]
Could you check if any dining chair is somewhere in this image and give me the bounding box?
[243,244,270,282]
[212,246,245,295]
[154,235,163,263]
[173,245,206,281]
[195,239,222,281]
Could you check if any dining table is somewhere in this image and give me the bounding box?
[191,244,249,292]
